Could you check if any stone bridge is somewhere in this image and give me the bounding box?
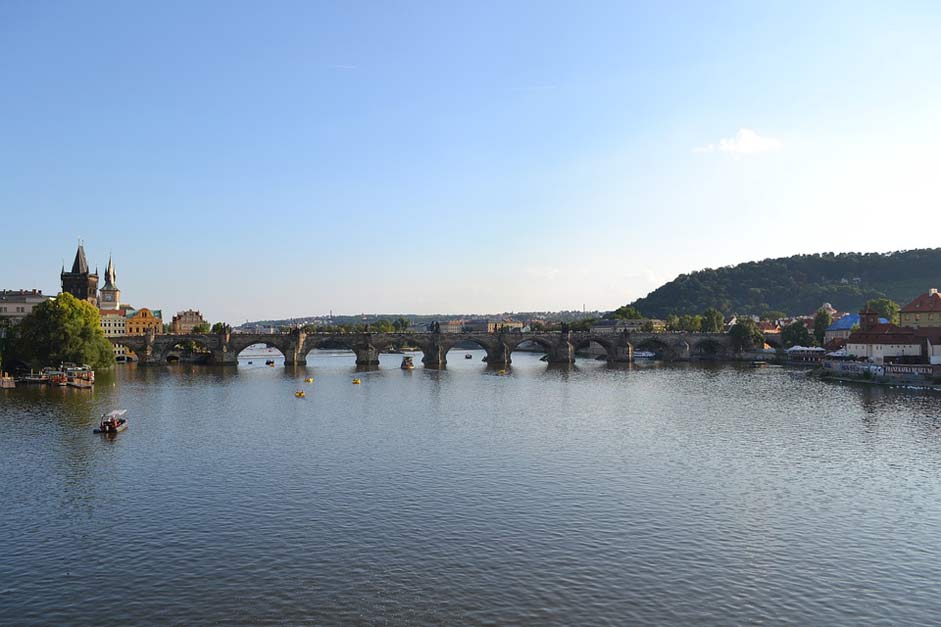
[109,330,736,368]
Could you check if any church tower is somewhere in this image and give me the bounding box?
[60,242,99,304]
[97,254,120,310]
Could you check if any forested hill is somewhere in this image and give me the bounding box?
[630,249,941,318]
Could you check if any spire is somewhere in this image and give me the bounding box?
[103,255,117,289]
[71,242,89,274]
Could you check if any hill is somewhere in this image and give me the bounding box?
[630,249,941,318]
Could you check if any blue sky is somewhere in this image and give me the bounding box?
[3,1,940,322]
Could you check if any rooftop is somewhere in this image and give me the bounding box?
[901,289,941,314]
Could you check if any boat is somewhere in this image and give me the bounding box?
[266,360,275,367]
[633,351,656,359]
[352,378,362,384]
[295,390,306,398]
[0,372,14,389]
[94,409,128,434]
[304,377,314,383]
[497,369,507,375]
[18,371,48,384]
[247,361,253,364]
[42,368,68,386]
[64,364,95,384]
[68,379,93,389]
[400,356,415,370]
[751,360,769,367]
[465,354,473,359]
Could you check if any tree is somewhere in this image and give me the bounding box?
[729,319,764,351]
[641,320,655,332]
[568,317,597,331]
[781,320,814,348]
[701,308,725,333]
[604,305,643,320]
[760,310,786,321]
[813,308,832,346]
[190,322,211,334]
[865,298,900,325]
[211,322,230,334]
[13,292,114,370]
[372,319,394,333]
[678,314,702,332]
[393,317,410,333]
[665,314,680,331]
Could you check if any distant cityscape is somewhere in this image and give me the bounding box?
[1,242,940,382]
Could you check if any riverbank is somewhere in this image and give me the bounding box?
[815,368,941,393]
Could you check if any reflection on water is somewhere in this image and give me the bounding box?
[2,351,941,625]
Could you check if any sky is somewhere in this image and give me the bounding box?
[3,1,941,323]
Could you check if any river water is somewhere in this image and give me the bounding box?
[2,350,940,625]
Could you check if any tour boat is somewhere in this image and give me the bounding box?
[64,364,95,384]
[94,410,128,434]
[18,371,48,384]
[0,373,14,389]
[633,351,656,359]
[400,356,415,370]
[43,369,69,386]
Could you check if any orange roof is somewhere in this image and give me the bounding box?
[901,290,941,314]
[99,309,124,316]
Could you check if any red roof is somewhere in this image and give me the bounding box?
[99,309,124,316]
[901,290,941,314]
[847,323,925,346]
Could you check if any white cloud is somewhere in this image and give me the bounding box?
[694,128,782,155]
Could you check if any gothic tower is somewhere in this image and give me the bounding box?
[97,254,120,310]
[60,242,99,304]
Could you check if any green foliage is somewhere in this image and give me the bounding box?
[781,320,814,348]
[211,322,230,334]
[865,297,900,325]
[190,322,211,334]
[393,317,410,333]
[604,305,643,320]
[728,319,764,351]
[641,320,655,332]
[701,308,725,333]
[761,310,786,321]
[668,314,702,332]
[13,292,114,370]
[627,249,941,318]
[813,308,832,345]
[568,317,598,331]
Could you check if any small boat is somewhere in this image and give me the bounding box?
[497,369,507,375]
[0,372,14,389]
[68,379,93,389]
[632,351,656,360]
[304,377,314,383]
[751,360,769,368]
[266,360,275,367]
[43,369,68,386]
[400,356,415,370]
[94,409,128,434]
[352,378,362,384]
[465,354,473,359]
[295,390,306,398]
[247,361,253,364]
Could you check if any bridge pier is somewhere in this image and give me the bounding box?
[352,343,381,366]
[209,348,239,366]
[421,343,448,369]
[483,342,512,367]
[545,336,575,365]
[608,343,632,363]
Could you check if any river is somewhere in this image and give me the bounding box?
[2,350,940,625]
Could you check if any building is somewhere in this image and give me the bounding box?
[60,243,98,304]
[845,310,925,364]
[126,308,163,336]
[591,319,666,334]
[438,320,464,333]
[97,255,121,310]
[900,288,941,329]
[463,319,526,333]
[0,289,53,326]
[172,309,207,334]
[824,313,887,345]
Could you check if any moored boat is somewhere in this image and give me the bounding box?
[68,379,93,389]
[64,364,95,384]
[94,410,128,434]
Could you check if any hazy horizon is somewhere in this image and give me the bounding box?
[4,2,940,322]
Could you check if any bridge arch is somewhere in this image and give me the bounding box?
[159,336,216,363]
[691,338,728,359]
